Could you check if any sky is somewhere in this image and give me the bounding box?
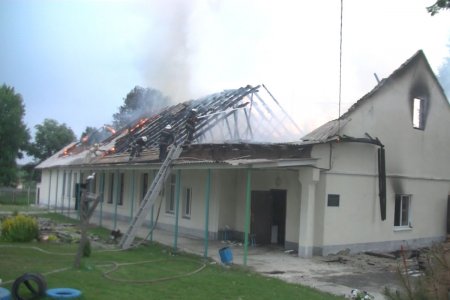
[1,0,450,145]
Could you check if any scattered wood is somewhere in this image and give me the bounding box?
[365,251,396,260]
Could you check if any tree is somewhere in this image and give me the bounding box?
[28,119,76,162]
[112,86,170,129]
[81,126,97,140]
[438,54,450,100]
[427,0,450,15]
[0,84,30,186]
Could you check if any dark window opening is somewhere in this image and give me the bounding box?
[141,173,148,203]
[118,173,124,206]
[327,194,340,207]
[108,173,114,204]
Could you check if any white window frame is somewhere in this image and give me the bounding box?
[165,174,176,214]
[182,187,192,219]
[394,194,412,230]
[413,97,425,130]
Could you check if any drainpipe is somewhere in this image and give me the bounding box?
[99,172,105,227]
[130,170,135,223]
[54,169,59,213]
[203,169,211,258]
[173,169,181,251]
[243,168,252,266]
[47,169,52,211]
[114,170,119,230]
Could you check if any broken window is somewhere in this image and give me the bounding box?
[394,194,411,227]
[327,194,340,207]
[141,173,148,203]
[108,173,114,204]
[183,187,192,218]
[412,98,425,130]
[166,174,176,214]
[118,173,124,206]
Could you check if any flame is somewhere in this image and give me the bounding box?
[104,125,116,134]
[130,118,149,133]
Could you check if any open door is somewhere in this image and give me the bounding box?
[251,190,287,246]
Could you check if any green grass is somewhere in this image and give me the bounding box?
[0,242,344,300]
[0,212,345,299]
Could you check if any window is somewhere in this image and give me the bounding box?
[413,98,425,130]
[118,173,124,206]
[394,194,411,228]
[183,188,192,218]
[141,173,149,203]
[327,194,340,207]
[166,175,176,213]
[108,173,114,204]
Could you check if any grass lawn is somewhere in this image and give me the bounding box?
[0,213,345,300]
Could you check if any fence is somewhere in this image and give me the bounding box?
[0,187,36,206]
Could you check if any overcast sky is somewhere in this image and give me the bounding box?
[1,0,450,142]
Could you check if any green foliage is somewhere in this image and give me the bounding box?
[27,118,76,162]
[112,86,170,129]
[427,0,450,15]
[1,214,39,242]
[0,84,30,187]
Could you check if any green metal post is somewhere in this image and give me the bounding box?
[203,169,212,258]
[47,170,52,211]
[130,170,135,223]
[67,171,72,216]
[173,169,181,251]
[54,169,59,212]
[99,172,105,227]
[114,170,119,230]
[243,168,252,266]
[77,172,82,220]
[149,170,156,241]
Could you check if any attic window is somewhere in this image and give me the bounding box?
[412,98,425,130]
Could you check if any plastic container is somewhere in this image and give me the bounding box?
[219,246,233,265]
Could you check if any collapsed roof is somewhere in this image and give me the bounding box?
[37,84,306,169]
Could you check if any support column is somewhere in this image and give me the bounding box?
[47,170,52,211]
[67,171,72,216]
[298,168,320,258]
[243,168,252,266]
[61,171,66,214]
[130,170,136,222]
[113,170,119,230]
[173,169,181,251]
[203,169,211,258]
[77,172,82,219]
[54,169,59,212]
[99,172,105,227]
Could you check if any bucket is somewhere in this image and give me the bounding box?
[219,247,233,265]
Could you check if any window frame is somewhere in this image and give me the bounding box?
[412,97,426,130]
[182,187,192,219]
[165,174,176,214]
[394,194,412,229]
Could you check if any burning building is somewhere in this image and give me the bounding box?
[36,50,450,257]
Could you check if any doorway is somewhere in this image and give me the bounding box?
[251,189,286,246]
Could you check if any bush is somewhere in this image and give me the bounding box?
[1,214,39,242]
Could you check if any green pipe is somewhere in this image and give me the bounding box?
[99,172,105,227]
[67,171,72,216]
[54,169,59,213]
[149,171,155,241]
[130,170,135,223]
[243,168,252,266]
[203,169,211,258]
[77,172,82,220]
[61,171,66,214]
[47,170,52,211]
[114,170,119,229]
[173,169,181,251]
